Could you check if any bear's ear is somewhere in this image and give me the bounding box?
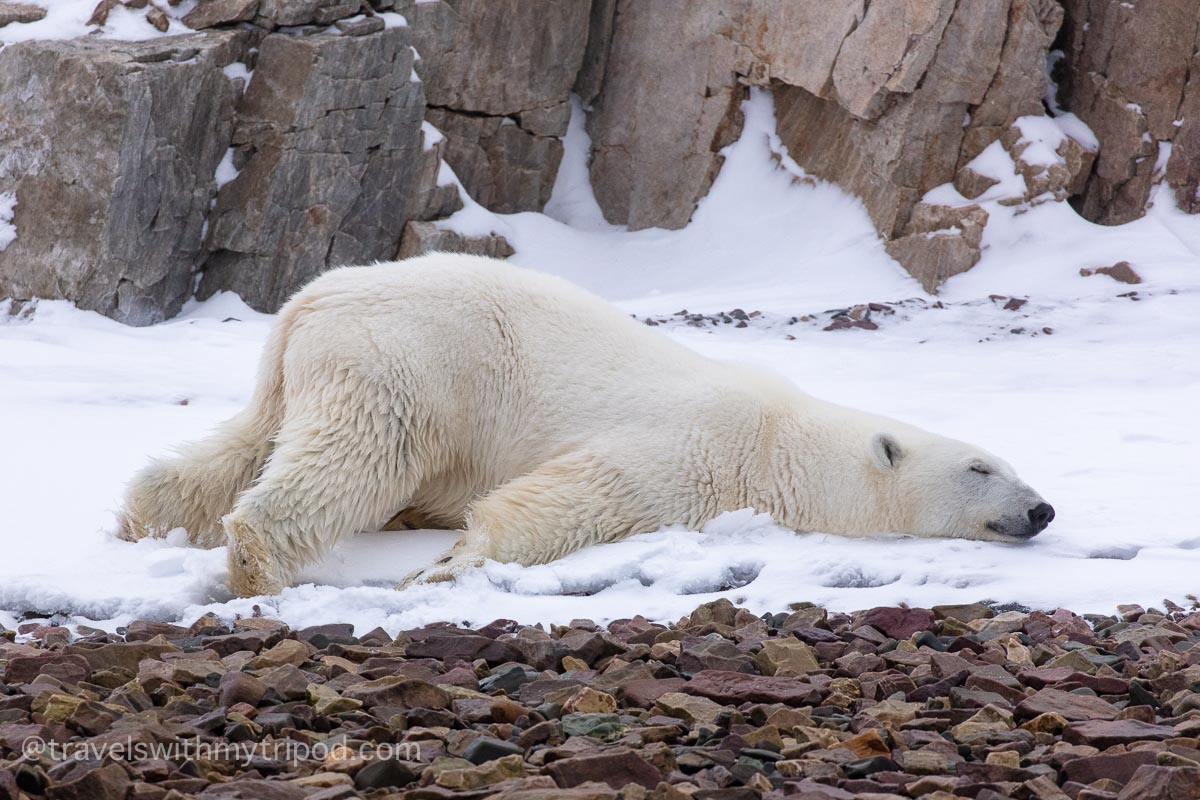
[870,433,905,470]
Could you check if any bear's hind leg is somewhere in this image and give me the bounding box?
[224,379,423,597]
[118,408,276,549]
[401,450,657,586]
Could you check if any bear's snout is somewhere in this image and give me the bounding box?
[1028,502,1055,534]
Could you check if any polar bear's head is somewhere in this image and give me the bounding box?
[869,431,1054,542]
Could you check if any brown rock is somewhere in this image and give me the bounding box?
[1115,766,1200,800]
[1058,0,1200,224]
[545,748,662,790]
[397,221,514,261]
[1015,688,1119,722]
[1079,262,1142,285]
[0,2,45,26]
[45,763,130,800]
[342,677,450,710]
[1063,718,1176,748]
[684,669,815,705]
[860,607,936,639]
[653,691,725,725]
[4,652,90,684]
[1061,749,1158,785]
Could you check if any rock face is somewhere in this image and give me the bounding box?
[0,33,246,325]
[197,26,434,312]
[581,0,1067,286]
[401,0,592,213]
[1057,0,1200,224]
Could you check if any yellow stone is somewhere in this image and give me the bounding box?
[561,686,617,714]
[1020,711,1068,735]
[561,656,589,671]
[985,750,1021,768]
[838,728,891,758]
[754,638,820,676]
[435,753,525,789]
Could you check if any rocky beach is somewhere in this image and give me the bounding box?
[4,600,1200,799]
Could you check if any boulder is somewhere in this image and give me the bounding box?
[401,0,590,212]
[198,26,434,312]
[0,33,246,325]
[1057,0,1200,223]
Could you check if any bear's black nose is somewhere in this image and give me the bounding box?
[1028,502,1055,532]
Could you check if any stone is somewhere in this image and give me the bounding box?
[677,638,755,674]
[1063,718,1177,748]
[560,687,618,715]
[1061,750,1158,786]
[840,728,891,758]
[0,33,246,325]
[684,669,815,705]
[1016,688,1119,722]
[435,753,525,789]
[397,221,514,260]
[248,638,309,669]
[1116,765,1200,799]
[654,691,725,725]
[423,108,563,213]
[950,703,1015,743]
[44,763,131,800]
[0,2,45,26]
[199,781,307,799]
[755,638,821,677]
[860,607,936,639]
[183,0,258,29]
[545,749,662,790]
[198,26,435,313]
[4,652,91,684]
[256,0,358,26]
[853,697,922,729]
[342,677,450,710]
[1080,262,1142,285]
[219,672,268,708]
[353,758,419,791]
[404,634,524,665]
[463,736,524,765]
[886,203,989,293]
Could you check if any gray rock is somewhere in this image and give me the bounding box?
[198,26,433,312]
[398,221,514,260]
[0,32,246,325]
[256,0,358,26]
[183,0,259,29]
[402,0,589,213]
[402,0,590,117]
[424,108,563,213]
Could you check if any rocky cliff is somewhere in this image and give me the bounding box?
[0,0,1197,322]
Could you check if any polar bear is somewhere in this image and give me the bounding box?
[118,254,1054,597]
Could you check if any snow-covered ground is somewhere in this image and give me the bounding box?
[1,90,1198,634]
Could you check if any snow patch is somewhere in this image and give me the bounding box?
[0,191,15,251]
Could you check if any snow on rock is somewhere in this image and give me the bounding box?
[0,0,197,44]
[0,190,15,250]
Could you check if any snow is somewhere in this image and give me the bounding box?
[420,121,444,152]
[0,1,198,45]
[214,148,239,189]
[0,190,15,251]
[2,89,1199,634]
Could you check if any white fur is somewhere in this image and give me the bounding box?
[118,254,1051,596]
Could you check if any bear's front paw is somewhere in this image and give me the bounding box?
[224,517,285,597]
